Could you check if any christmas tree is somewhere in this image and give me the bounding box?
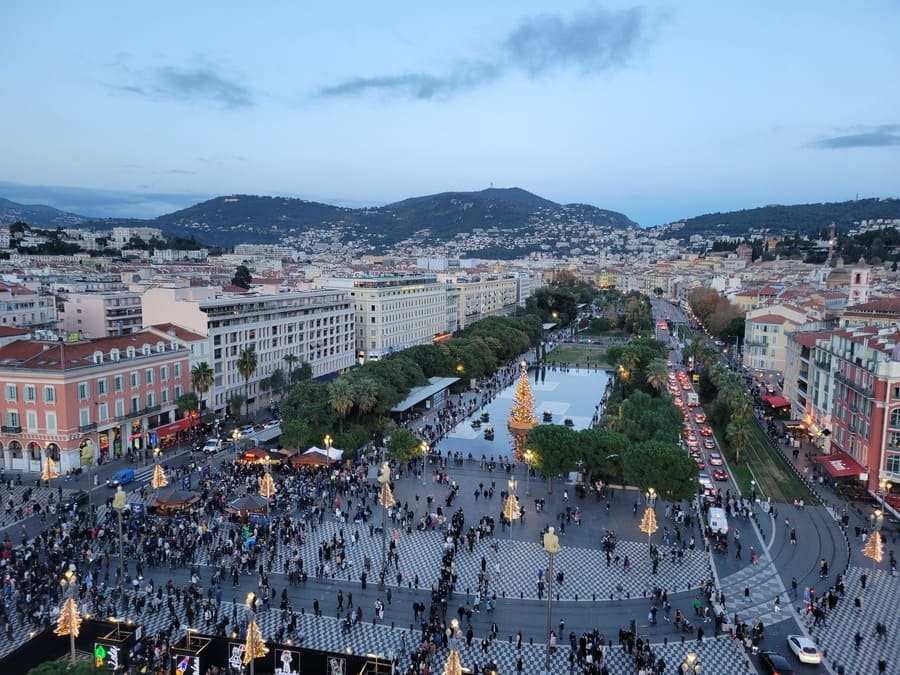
[243,618,269,664]
[151,463,169,489]
[379,481,394,509]
[54,597,82,637]
[639,506,658,536]
[443,648,462,675]
[259,472,276,500]
[508,363,537,429]
[863,530,883,563]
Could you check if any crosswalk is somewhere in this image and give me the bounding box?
[716,551,790,628]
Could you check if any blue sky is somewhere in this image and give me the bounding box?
[1,1,898,225]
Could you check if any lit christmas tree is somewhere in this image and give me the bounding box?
[151,463,169,489]
[243,617,269,664]
[639,507,658,536]
[508,362,537,461]
[259,473,276,500]
[55,597,82,638]
[443,648,462,675]
[863,530,883,563]
[379,481,394,509]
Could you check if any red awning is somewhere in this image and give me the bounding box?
[814,451,866,478]
[155,418,192,436]
[763,394,790,408]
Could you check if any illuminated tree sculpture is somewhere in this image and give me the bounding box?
[442,648,462,675]
[639,504,658,552]
[41,457,60,482]
[151,463,169,489]
[55,596,82,664]
[863,530,883,563]
[507,361,537,461]
[243,616,269,670]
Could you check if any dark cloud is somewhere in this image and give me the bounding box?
[115,64,253,109]
[318,5,651,100]
[812,124,900,149]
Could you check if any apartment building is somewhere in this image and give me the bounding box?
[0,330,191,472]
[142,287,355,414]
[443,275,518,329]
[111,226,163,247]
[325,275,449,363]
[60,291,143,338]
[783,331,833,435]
[233,244,296,260]
[743,304,809,375]
[0,283,57,330]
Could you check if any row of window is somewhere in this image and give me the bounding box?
[4,365,184,404]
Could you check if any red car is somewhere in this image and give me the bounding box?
[696,459,706,470]
[712,468,729,481]
[699,426,713,437]
[694,413,707,424]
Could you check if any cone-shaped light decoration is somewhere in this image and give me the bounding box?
[508,362,537,429]
[151,463,169,489]
[442,648,462,675]
[379,481,394,509]
[863,530,883,563]
[503,493,521,524]
[243,618,269,664]
[259,472,276,500]
[42,457,60,481]
[54,597,82,638]
[639,506,658,536]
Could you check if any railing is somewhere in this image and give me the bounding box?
[78,423,97,433]
[833,372,873,397]
[0,425,22,434]
[114,405,162,423]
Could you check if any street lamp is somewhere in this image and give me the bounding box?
[523,449,535,496]
[420,441,428,485]
[56,565,80,664]
[243,592,268,675]
[377,462,393,581]
[112,486,128,595]
[259,457,276,542]
[324,434,332,449]
[542,527,561,675]
[503,477,520,540]
[681,651,701,673]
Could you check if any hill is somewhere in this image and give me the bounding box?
[0,198,88,228]
[663,197,900,240]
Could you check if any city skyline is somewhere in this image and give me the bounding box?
[2,1,898,225]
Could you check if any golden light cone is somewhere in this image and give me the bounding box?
[442,648,462,675]
[54,597,82,638]
[42,457,60,481]
[639,506,658,535]
[379,481,394,509]
[259,473,276,499]
[503,493,521,523]
[863,530,883,563]
[243,619,269,663]
[151,463,169,489]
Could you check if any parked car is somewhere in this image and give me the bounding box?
[106,469,135,488]
[758,651,795,675]
[786,635,822,664]
[61,490,89,511]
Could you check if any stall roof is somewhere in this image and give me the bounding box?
[814,450,866,478]
[391,376,459,412]
[762,393,790,408]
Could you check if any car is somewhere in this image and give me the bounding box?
[674,397,684,407]
[704,439,716,450]
[61,490,89,511]
[786,635,822,664]
[695,459,706,470]
[685,433,697,443]
[202,438,224,454]
[712,468,729,481]
[758,650,796,675]
[106,469,135,488]
[698,472,712,486]
[694,413,707,424]
[237,424,256,437]
[708,452,724,466]
[263,418,280,429]
[699,426,713,437]
[681,383,692,391]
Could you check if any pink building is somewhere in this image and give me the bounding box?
[0,330,191,473]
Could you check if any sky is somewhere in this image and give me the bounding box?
[1,1,899,226]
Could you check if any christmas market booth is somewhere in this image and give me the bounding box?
[149,486,201,514]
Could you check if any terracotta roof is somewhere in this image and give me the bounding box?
[747,314,790,325]
[0,330,188,372]
[0,326,29,337]
[146,323,207,342]
[791,330,832,348]
[843,297,900,315]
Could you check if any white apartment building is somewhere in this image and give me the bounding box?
[141,287,355,414]
[111,226,163,247]
[743,304,809,375]
[0,283,57,330]
[325,275,449,363]
[233,244,296,260]
[441,274,519,329]
[60,291,142,338]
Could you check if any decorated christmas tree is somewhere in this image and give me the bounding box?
[379,481,394,509]
[243,618,269,664]
[443,648,462,675]
[863,530,883,563]
[259,472,276,499]
[639,507,658,536]
[55,597,82,638]
[151,463,169,489]
[509,363,537,429]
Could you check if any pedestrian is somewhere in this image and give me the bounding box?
[744,586,750,602]
[789,528,796,545]
[860,572,867,590]
[854,631,863,650]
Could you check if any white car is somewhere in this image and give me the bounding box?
[786,635,822,664]
[202,438,223,454]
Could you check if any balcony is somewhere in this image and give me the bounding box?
[78,423,97,433]
[115,405,161,423]
[1,425,22,434]
[833,372,873,398]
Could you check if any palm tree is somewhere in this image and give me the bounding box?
[283,354,299,383]
[327,379,355,432]
[190,362,214,412]
[645,358,669,394]
[353,378,379,419]
[236,347,258,419]
[726,420,752,464]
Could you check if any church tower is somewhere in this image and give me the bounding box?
[848,257,871,305]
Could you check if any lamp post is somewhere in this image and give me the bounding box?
[542,527,560,675]
[523,450,535,496]
[377,462,393,581]
[420,441,428,485]
[112,486,127,595]
[56,565,80,664]
[878,479,891,511]
[259,457,276,543]
[243,592,268,675]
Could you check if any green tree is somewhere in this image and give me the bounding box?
[283,354,299,382]
[227,393,245,418]
[386,428,424,462]
[281,379,337,442]
[352,377,379,419]
[28,662,105,675]
[176,391,199,419]
[622,440,698,501]
[280,418,313,450]
[726,419,753,464]
[578,427,627,484]
[231,264,253,289]
[236,347,258,418]
[327,378,355,432]
[268,367,286,400]
[190,361,214,412]
[645,358,669,394]
[527,424,580,494]
[612,390,682,445]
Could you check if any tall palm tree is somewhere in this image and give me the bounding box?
[353,378,379,419]
[327,379,355,433]
[283,354,299,383]
[190,362,214,413]
[645,358,669,394]
[236,347,258,419]
[726,419,752,464]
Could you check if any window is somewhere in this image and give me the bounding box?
[161,388,169,404]
[25,411,37,432]
[96,379,107,395]
[130,372,138,388]
[98,403,108,421]
[114,375,124,392]
[892,409,900,428]
[24,385,36,403]
[6,412,19,428]
[77,383,89,400]
[43,386,56,403]
[174,385,183,398]
[79,409,89,427]
[887,454,900,474]
[45,412,57,434]
[890,431,900,448]
[4,384,15,401]
[146,392,155,408]
[111,348,120,361]
[145,368,154,385]
[115,400,124,418]
[130,397,139,414]
[174,363,182,378]
[160,366,168,381]
[893,386,900,399]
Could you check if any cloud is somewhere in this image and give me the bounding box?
[812,124,900,149]
[114,63,253,109]
[318,5,651,100]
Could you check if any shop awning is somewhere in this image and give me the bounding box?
[762,394,790,408]
[155,418,192,436]
[814,451,866,478]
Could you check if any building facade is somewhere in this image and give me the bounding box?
[444,275,519,329]
[0,330,191,472]
[60,291,143,338]
[0,283,57,330]
[743,304,808,376]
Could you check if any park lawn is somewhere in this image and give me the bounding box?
[544,344,610,367]
[709,419,754,495]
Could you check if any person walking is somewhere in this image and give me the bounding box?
[789,528,797,545]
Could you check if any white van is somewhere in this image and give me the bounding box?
[708,507,728,534]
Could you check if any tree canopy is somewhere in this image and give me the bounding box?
[622,440,698,502]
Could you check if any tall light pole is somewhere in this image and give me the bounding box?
[112,486,127,596]
[377,462,393,582]
[503,477,520,540]
[420,441,428,485]
[681,651,701,674]
[56,564,80,664]
[542,527,560,675]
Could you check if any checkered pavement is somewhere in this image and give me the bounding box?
[0,483,76,529]
[716,551,789,627]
